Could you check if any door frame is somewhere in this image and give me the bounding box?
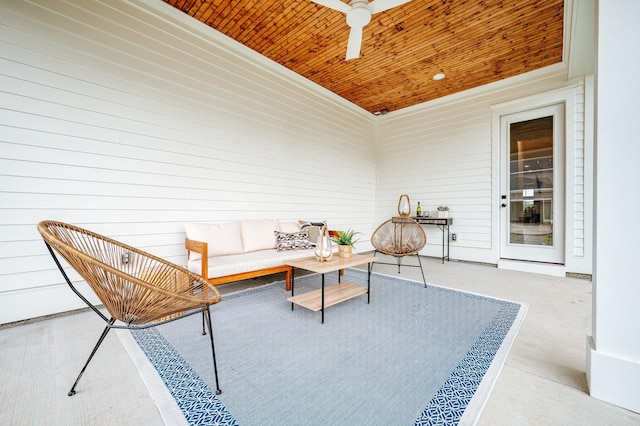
[499,103,565,264]
[491,87,577,273]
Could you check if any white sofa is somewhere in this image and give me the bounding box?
[185,220,324,291]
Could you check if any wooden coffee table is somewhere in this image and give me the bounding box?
[286,254,377,323]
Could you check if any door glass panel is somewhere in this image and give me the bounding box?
[509,116,554,246]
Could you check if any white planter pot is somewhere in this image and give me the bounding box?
[437,211,449,218]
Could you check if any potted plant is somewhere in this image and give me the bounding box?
[437,206,449,218]
[331,228,361,259]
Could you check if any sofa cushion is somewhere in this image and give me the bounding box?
[274,230,312,251]
[278,220,301,233]
[240,220,279,253]
[185,222,244,260]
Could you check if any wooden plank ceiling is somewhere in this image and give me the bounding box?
[163,0,564,114]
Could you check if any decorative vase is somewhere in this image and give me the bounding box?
[398,194,411,217]
[338,244,353,259]
[437,210,449,218]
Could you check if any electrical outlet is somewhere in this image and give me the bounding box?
[451,233,457,241]
[121,251,130,264]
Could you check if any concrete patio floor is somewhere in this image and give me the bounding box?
[1,254,638,425]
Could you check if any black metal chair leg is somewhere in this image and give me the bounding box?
[370,251,378,277]
[204,306,222,395]
[202,311,207,335]
[416,254,427,288]
[68,318,115,396]
[396,256,403,273]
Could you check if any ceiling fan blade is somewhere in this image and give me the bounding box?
[311,0,350,14]
[345,25,363,60]
[368,0,412,14]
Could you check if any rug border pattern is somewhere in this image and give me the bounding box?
[131,328,238,425]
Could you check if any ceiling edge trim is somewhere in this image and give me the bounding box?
[568,0,595,78]
[377,63,569,121]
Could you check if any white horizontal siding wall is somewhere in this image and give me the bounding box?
[375,100,493,261]
[0,0,376,324]
[376,66,588,267]
[572,82,587,258]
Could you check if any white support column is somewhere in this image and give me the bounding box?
[587,0,640,413]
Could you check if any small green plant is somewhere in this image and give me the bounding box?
[331,228,361,247]
[437,206,449,211]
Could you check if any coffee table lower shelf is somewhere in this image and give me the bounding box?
[287,282,367,312]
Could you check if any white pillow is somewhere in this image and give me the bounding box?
[241,220,279,252]
[185,222,244,260]
[299,220,327,246]
[278,220,301,233]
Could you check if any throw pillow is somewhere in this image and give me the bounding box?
[274,230,312,251]
[299,220,327,246]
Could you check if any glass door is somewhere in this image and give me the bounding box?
[500,104,564,264]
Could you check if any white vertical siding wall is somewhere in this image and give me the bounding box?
[376,66,590,270]
[0,0,376,324]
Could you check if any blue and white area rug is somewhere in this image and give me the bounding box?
[118,269,526,425]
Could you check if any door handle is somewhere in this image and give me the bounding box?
[501,203,507,208]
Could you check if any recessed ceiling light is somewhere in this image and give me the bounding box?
[433,73,445,80]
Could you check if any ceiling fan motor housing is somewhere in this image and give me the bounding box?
[347,1,372,27]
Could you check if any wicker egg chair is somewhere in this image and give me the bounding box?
[370,216,427,286]
[37,220,223,396]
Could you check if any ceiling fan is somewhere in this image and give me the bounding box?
[312,0,413,60]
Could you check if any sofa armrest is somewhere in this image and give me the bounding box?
[185,238,209,280]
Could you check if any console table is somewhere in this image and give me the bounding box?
[412,217,452,263]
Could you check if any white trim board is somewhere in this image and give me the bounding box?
[498,259,567,277]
